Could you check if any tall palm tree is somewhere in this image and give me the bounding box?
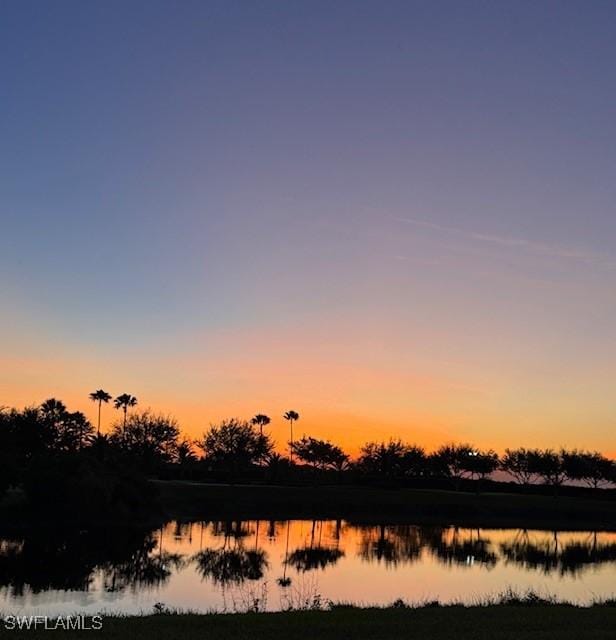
[251,414,271,436]
[114,393,138,433]
[89,389,112,436]
[283,410,299,462]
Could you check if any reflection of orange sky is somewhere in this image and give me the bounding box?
[158,519,616,557]
[2,315,616,457]
[157,520,616,610]
[160,520,349,556]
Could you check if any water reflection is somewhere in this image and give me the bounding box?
[285,520,345,572]
[357,524,423,566]
[1,521,616,614]
[194,549,268,585]
[101,542,186,593]
[0,528,172,596]
[286,547,344,572]
[500,530,616,576]
[429,528,498,569]
[356,525,499,568]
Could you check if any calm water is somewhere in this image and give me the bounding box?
[2,520,616,615]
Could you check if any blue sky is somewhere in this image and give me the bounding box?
[2,1,616,450]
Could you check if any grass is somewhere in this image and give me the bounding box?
[155,480,616,530]
[5,601,616,639]
[4,478,614,532]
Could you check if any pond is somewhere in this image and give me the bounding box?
[2,520,616,616]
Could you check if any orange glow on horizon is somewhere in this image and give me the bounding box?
[2,314,615,458]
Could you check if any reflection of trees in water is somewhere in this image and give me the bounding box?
[500,531,616,576]
[0,535,95,595]
[357,525,424,566]
[101,534,185,593]
[266,520,289,541]
[283,519,345,573]
[193,520,270,585]
[286,547,344,572]
[209,520,251,540]
[187,523,616,580]
[429,528,497,569]
[194,548,268,585]
[364,526,616,575]
[170,520,195,543]
[4,521,616,602]
[357,525,498,568]
[277,521,293,587]
[0,527,178,596]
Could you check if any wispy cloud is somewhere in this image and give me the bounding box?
[394,216,616,268]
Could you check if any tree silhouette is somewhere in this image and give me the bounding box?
[530,449,567,491]
[89,389,112,437]
[196,419,273,476]
[432,443,481,489]
[40,397,67,447]
[290,436,348,472]
[40,398,67,423]
[357,440,426,480]
[39,399,93,452]
[114,394,138,434]
[462,449,499,484]
[501,448,538,485]
[176,439,197,465]
[266,452,293,483]
[251,414,271,436]
[61,411,94,452]
[7,392,616,504]
[561,450,615,490]
[109,411,180,468]
[283,410,299,462]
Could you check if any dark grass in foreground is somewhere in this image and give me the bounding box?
[156,480,616,529]
[6,601,616,640]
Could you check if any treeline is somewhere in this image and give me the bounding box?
[196,424,616,491]
[1,396,615,514]
[0,398,164,520]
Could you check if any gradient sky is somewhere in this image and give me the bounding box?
[2,1,616,454]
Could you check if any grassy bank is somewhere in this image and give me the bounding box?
[6,604,616,639]
[155,480,616,530]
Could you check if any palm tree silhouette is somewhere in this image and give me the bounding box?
[89,389,112,436]
[40,398,67,420]
[114,393,138,434]
[251,414,271,436]
[283,410,299,462]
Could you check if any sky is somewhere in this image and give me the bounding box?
[2,0,616,454]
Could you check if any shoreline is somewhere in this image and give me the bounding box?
[3,481,616,532]
[155,480,616,532]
